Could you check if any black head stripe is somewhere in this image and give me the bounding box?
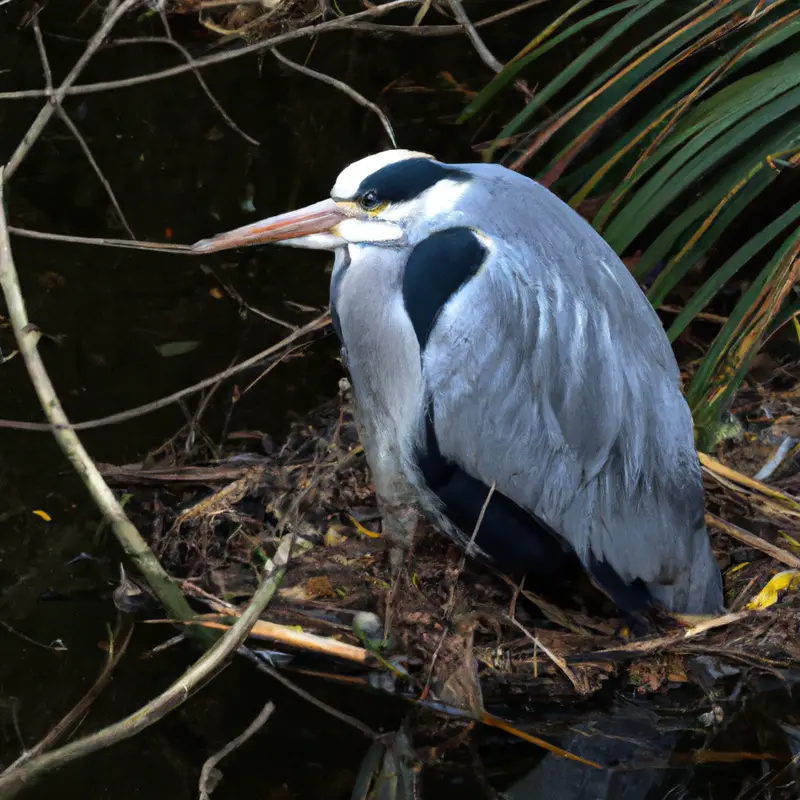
[403,227,487,351]
[352,158,470,204]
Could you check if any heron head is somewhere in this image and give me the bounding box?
[191,150,473,254]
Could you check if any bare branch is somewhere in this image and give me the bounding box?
[238,647,378,740]
[0,1,422,102]
[198,701,275,800]
[6,0,143,180]
[8,226,190,251]
[0,537,293,798]
[198,262,297,331]
[56,109,137,237]
[0,1,555,104]
[448,0,503,73]
[149,9,260,146]
[506,615,587,694]
[4,617,134,772]
[31,14,53,88]
[0,166,209,644]
[32,15,135,237]
[0,311,331,432]
[271,47,396,147]
[7,0,563,89]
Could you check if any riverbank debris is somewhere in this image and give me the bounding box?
[101,365,800,715]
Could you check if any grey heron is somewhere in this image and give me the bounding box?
[193,149,724,620]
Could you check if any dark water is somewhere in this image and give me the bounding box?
[1,2,798,798]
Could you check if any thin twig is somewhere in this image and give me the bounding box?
[0,620,67,652]
[185,352,237,454]
[8,227,191,251]
[271,48,396,147]
[57,110,136,237]
[592,610,750,656]
[466,480,495,559]
[117,33,259,146]
[199,0,271,6]
[31,14,53,87]
[199,263,297,331]
[32,12,135,237]
[423,482,497,699]
[699,452,800,512]
[505,615,587,694]
[659,304,728,325]
[444,481,495,620]
[0,1,422,102]
[448,0,503,73]
[0,537,292,798]
[0,312,331,432]
[4,616,134,772]
[0,167,210,645]
[141,633,187,658]
[6,0,143,180]
[198,701,275,800]
[706,514,800,570]
[238,646,378,740]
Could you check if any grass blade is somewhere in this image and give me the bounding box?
[458,0,644,123]
[602,79,800,253]
[486,0,674,153]
[507,0,759,171]
[559,13,800,200]
[667,196,800,341]
[688,228,800,449]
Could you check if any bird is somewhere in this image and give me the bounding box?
[192,149,724,620]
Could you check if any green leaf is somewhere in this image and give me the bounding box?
[688,227,800,449]
[155,340,200,358]
[458,0,644,123]
[667,197,800,341]
[634,128,798,288]
[561,13,800,200]
[488,0,674,148]
[603,79,800,253]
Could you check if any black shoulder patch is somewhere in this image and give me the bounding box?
[402,227,487,350]
[353,158,469,204]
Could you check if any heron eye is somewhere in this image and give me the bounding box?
[359,190,380,210]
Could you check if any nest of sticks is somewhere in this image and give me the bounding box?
[100,368,800,714]
[169,0,337,45]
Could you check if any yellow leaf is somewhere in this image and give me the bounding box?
[347,515,381,539]
[746,570,800,610]
[324,526,348,547]
[32,509,52,522]
[727,562,750,576]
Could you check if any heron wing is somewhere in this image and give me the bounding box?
[421,175,721,613]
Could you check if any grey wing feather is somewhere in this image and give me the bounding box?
[423,166,722,614]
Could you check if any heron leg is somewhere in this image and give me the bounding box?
[378,498,420,572]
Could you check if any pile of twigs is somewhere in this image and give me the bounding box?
[101,360,800,713]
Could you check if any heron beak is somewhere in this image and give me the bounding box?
[191,198,350,253]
